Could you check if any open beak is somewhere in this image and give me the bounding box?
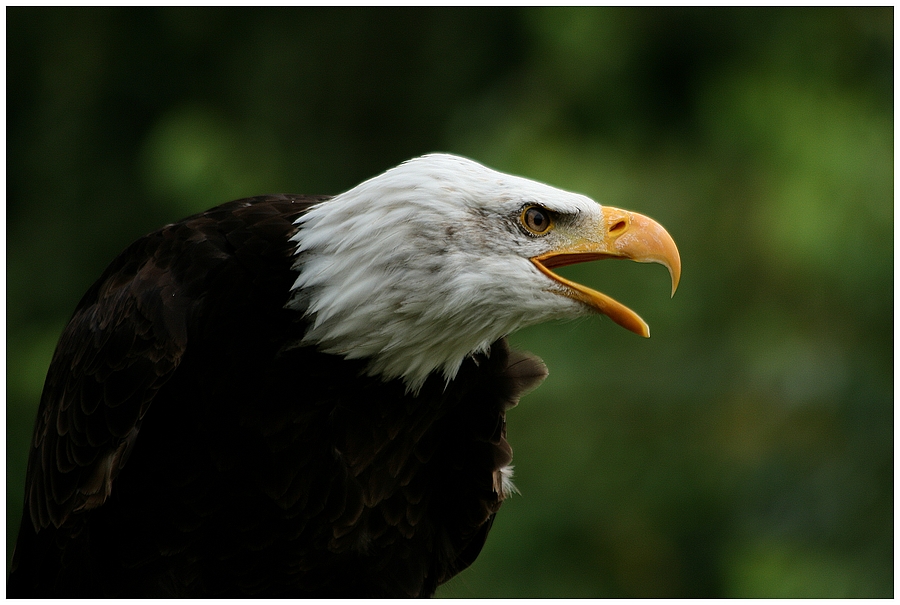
[530,206,681,338]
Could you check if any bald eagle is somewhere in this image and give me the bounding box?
[8,154,680,597]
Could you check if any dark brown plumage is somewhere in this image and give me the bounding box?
[8,195,548,597]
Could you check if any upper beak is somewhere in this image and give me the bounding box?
[530,206,681,338]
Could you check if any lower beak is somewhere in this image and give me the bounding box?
[530,207,681,338]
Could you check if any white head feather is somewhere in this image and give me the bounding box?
[287,153,606,392]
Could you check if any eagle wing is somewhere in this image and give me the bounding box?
[10,196,325,587]
[26,229,191,530]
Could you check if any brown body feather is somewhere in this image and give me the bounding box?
[8,195,547,597]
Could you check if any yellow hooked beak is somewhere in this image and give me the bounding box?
[530,207,681,338]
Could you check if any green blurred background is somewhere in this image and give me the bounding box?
[6,7,893,597]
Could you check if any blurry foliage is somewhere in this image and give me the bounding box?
[6,7,892,597]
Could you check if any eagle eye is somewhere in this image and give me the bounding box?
[520,205,554,236]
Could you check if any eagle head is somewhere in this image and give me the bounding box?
[289,153,680,392]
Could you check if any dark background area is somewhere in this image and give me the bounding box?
[6,7,892,597]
